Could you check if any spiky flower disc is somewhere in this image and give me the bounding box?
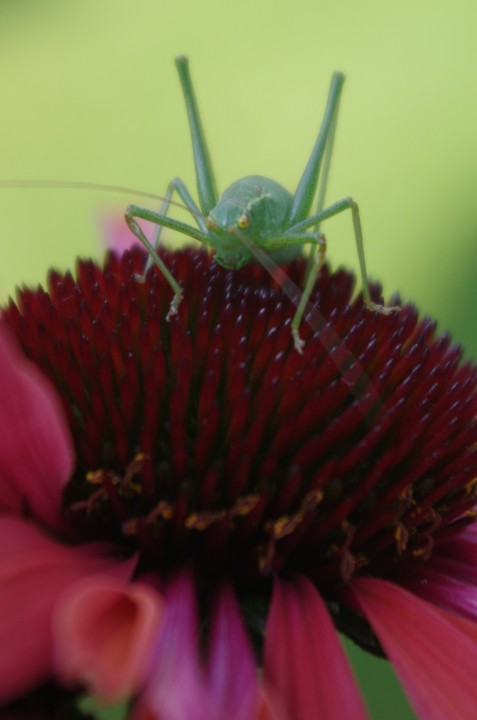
[5,248,477,634]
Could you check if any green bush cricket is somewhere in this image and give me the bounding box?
[125,55,399,352]
[1,55,398,355]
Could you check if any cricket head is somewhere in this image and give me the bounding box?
[204,176,292,270]
[204,195,254,270]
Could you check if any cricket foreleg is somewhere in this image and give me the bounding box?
[291,235,327,354]
[232,227,327,353]
[288,197,400,316]
[125,204,209,320]
[137,177,206,280]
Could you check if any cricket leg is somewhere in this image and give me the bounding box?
[136,177,206,281]
[291,234,327,353]
[231,227,326,352]
[290,72,345,225]
[125,204,209,320]
[287,197,401,317]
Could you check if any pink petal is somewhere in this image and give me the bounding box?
[435,524,477,566]
[264,575,368,720]
[0,324,74,532]
[0,517,134,705]
[350,576,477,720]
[206,584,260,720]
[255,684,290,720]
[395,526,477,622]
[398,557,477,622]
[53,577,164,703]
[134,577,279,720]
[99,213,154,253]
[133,569,214,720]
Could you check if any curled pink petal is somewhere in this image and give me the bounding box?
[350,576,477,720]
[53,577,164,703]
[0,517,134,705]
[207,584,260,720]
[0,324,74,531]
[264,575,368,720]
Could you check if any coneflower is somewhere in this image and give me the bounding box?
[2,246,477,719]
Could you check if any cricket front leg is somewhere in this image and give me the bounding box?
[137,177,206,281]
[125,204,208,320]
[232,226,327,353]
[288,197,401,317]
[291,234,327,354]
[345,199,401,316]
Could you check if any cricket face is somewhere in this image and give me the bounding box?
[205,200,252,269]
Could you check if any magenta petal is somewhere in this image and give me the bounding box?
[99,213,154,253]
[399,557,477,622]
[133,569,214,720]
[0,517,134,705]
[397,525,477,621]
[435,524,477,566]
[350,576,477,720]
[0,324,74,531]
[53,578,164,703]
[264,575,368,720]
[255,685,290,720]
[206,585,260,720]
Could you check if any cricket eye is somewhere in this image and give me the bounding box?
[205,216,218,231]
[237,214,250,230]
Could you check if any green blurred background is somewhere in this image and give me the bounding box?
[2,0,477,716]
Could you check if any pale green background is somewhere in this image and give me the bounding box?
[2,0,477,716]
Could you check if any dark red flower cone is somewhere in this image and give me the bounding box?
[3,246,477,718]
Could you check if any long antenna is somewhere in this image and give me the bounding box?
[0,180,204,218]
